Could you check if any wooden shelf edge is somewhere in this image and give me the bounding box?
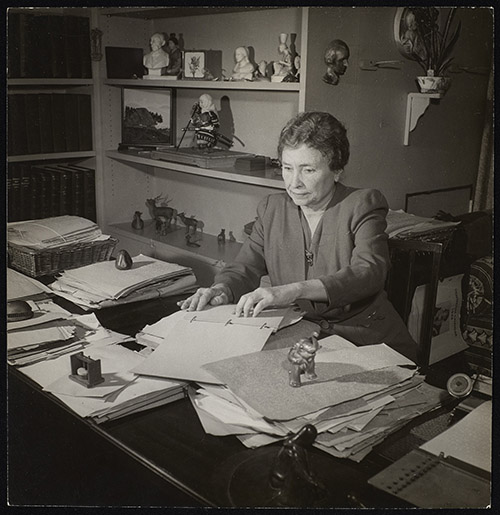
[103,78,300,92]
[8,79,94,87]
[7,151,96,163]
[109,222,243,266]
[106,150,285,190]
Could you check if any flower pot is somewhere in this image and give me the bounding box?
[417,76,451,94]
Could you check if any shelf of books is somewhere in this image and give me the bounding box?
[110,221,243,267]
[107,150,286,190]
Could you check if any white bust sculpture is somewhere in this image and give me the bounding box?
[231,46,255,81]
[143,33,170,76]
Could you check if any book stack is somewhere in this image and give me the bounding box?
[49,254,197,310]
[8,12,91,79]
[8,93,93,156]
[7,162,96,222]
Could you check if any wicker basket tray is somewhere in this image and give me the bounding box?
[8,237,118,278]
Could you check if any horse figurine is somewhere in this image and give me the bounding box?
[146,195,177,234]
[177,212,204,234]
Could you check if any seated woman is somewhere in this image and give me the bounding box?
[231,46,255,81]
[179,112,417,362]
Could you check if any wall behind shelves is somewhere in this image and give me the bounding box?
[303,6,493,211]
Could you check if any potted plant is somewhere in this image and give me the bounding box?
[398,7,461,94]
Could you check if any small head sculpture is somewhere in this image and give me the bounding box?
[323,39,350,85]
[150,32,166,52]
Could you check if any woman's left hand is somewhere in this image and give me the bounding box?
[235,284,301,318]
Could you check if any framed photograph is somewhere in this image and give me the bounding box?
[121,87,176,147]
[183,50,206,79]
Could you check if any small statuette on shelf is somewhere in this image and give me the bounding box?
[228,231,236,242]
[131,211,144,230]
[271,33,294,83]
[185,233,201,247]
[231,46,255,81]
[178,212,204,235]
[217,228,226,244]
[143,32,170,78]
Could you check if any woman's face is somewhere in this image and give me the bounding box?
[281,144,338,210]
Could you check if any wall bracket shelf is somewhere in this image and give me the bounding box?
[404,92,442,146]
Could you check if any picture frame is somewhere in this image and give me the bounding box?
[183,50,206,79]
[121,87,176,147]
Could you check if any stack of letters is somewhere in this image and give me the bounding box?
[49,253,197,310]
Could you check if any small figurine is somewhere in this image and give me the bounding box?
[131,211,144,230]
[217,228,226,244]
[231,46,255,81]
[287,332,321,387]
[228,231,236,242]
[165,35,182,76]
[254,60,270,81]
[269,424,325,506]
[323,39,350,86]
[115,249,133,270]
[178,212,204,234]
[143,32,170,77]
[146,195,177,234]
[272,33,293,82]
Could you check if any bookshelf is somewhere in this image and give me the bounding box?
[7,8,98,223]
[95,6,308,284]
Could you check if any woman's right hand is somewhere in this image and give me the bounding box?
[177,283,232,311]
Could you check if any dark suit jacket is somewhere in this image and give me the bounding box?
[215,183,417,360]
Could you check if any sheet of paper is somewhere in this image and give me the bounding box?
[420,400,491,473]
[132,318,273,383]
[7,267,52,300]
[7,324,75,350]
[204,346,416,420]
[183,304,292,332]
[7,311,65,331]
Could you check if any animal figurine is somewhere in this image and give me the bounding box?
[217,228,226,244]
[287,332,321,387]
[177,212,204,234]
[131,211,144,230]
[228,231,236,242]
[146,195,177,234]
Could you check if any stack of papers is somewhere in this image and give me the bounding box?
[132,305,303,380]
[7,267,52,302]
[187,336,448,462]
[8,299,82,366]
[386,209,460,239]
[20,335,186,424]
[49,254,197,310]
[7,216,108,249]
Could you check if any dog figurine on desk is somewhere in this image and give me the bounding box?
[287,332,321,387]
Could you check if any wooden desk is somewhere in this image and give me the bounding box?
[7,296,464,508]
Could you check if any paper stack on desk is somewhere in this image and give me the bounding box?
[49,253,197,310]
[20,334,186,424]
[187,336,448,462]
[7,216,109,248]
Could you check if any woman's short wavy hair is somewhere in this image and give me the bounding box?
[277,111,350,172]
